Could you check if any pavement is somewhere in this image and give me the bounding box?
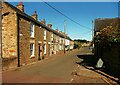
[2,47,119,84]
[71,48,119,84]
[71,65,108,83]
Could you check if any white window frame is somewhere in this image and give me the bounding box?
[30,43,35,57]
[40,26,42,28]
[44,30,46,40]
[30,22,35,37]
[44,44,46,54]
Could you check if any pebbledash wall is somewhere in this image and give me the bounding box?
[2,2,73,70]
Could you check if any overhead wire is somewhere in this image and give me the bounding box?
[41,0,93,40]
[41,0,92,30]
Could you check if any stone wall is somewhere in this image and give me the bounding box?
[19,17,44,65]
[2,2,71,70]
[102,43,120,76]
[34,25,44,61]
[95,42,120,76]
[19,17,30,66]
[46,30,51,56]
[2,2,18,69]
[36,26,44,59]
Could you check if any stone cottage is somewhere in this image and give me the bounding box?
[2,2,73,70]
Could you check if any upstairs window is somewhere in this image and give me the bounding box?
[30,22,35,37]
[44,30,46,36]
[44,30,46,40]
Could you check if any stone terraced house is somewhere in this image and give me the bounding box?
[2,2,73,70]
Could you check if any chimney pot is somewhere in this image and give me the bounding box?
[20,1,23,5]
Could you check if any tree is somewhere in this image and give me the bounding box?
[94,26,120,46]
[73,41,81,49]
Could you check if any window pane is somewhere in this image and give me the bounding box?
[30,23,34,37]
[30,43,34,56]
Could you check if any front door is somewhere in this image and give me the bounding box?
[38,44,41,60]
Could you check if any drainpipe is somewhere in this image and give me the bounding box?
[17,13,20,67]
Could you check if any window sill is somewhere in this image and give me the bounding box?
[30,55,35,59]
[30,37,35,39]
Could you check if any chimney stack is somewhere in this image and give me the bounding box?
[56,28,58,32]
[40,19,46,25]
[32,11,38,20]
[16,1,24,12]
[47,24,52,29]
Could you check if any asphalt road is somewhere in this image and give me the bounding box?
[2,47,91,83]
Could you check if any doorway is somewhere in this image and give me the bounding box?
[38,44,41,60]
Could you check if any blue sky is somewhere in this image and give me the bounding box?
[10,2,118,41]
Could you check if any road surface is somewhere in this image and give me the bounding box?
[2,47,92,83]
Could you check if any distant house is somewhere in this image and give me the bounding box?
[81,41,90,47]
[2,2,73,70]
[70,40,74,50]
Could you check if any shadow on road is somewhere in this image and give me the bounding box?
[76,54,98,67]
[75,54,120,84]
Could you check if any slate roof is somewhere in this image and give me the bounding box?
[94,18,120,32]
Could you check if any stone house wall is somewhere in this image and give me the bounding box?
[2,2,45,68]
[2,2,72,70]
[46,30,51,56]
[2,2,18,69]
[19,17,30,66]
[19,17,44,65]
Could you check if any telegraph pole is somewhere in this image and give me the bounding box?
[92,20,94,39]
[64,20,66,54]
[92,20,94,47]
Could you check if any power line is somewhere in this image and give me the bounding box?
[79,30,92,36]
[41,0,92,30]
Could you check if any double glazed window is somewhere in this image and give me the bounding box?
[30,23,35,37]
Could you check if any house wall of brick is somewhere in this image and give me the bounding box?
[2,2,18,69]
